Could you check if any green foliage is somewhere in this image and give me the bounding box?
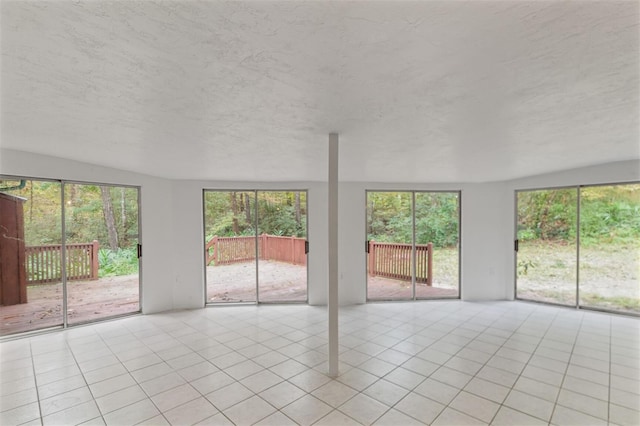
[367,192,459,248]
[204,191,307,240]
[518,184,640,246]
[98,248,139,277]
[517,259,536,275]
[0,180,138,249]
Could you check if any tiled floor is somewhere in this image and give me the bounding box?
[1,301,639,425]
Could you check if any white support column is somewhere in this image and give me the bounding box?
[328,133,339,377]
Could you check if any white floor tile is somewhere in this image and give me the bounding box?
[42,400,101,426]
[89,373,137,398]
[0,402,41,426]
[609,403,640,426]
[556,388,609,420]
[338,393,389,425]
[363,378,410,407]
[413,377,460,405]
[281,394,332,425]
[254,411,299,426]
[394,392,445,424]
[95,384,147,415]
[373,408,425,425]
[314,410,363,426]
[432,407,487,425]
[205,381,253,411]
[491,405,548,425]
[550,405,607,426]
[194,412,233,425]
[0,387,38,412]
[449,391,498,423]
[190,371,236,395]
[163,398,219,425]
[3,301,639,426]
[513,376,560,402]
[222,395,275,425]
[311,380,358,408]
[239,369,283,393]
[150,383,200,412]
[102,398,159,426]
[259,381,306,409]
[138,372,186,396]
[289,369,332,392]
[40,386,94,417]
[269,359,308,379]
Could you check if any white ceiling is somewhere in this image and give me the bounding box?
[1,1,638,183]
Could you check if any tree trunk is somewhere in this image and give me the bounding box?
[295,192,301,225]
[230,192,239,234]
[101,186,119,250]
[120,188,126,245]
[244,193,251,225]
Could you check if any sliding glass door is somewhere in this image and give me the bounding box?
[65,183,140,324]
[366,191,460,301]
[203,190,308,304]
[1,177,141,337]
[516,183,639,315]
[204,191,257,303]
[257,191,308,303]
[1,179,63,335]
[516,188,578,306]
[579,184,639,314]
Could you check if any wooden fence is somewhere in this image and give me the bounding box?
[206,234,307,266]
[368,241,433,285]
[25,241,99,284]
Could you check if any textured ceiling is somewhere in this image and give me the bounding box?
[1,1,638,182]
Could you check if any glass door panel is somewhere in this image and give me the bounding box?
[579,184,640,314]
[414,192,460,299]
[1,179,63,335]
[204,191,257,303]
[64,184,140,324]
[516,188,578,306]
[257,191,308,302]
[367,192,413,300]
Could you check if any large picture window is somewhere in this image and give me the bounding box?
[516,183,639,315]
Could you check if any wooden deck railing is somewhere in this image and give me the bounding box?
[25,241,99,284]
[206,234,307,266]
[368,241,433,285]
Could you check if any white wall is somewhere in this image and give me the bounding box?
[2,149,637,312]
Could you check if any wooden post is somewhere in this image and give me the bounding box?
[92,240,100,280]
[290,236,294,264]
[213,236,218,265]
[427,242,433,286]
[368,241,375,277]
[0,193,28,305]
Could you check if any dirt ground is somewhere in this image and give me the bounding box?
[517,242,639,312]
[206,260,458,303]
[1,275,139,336]
[206,261,307,302]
